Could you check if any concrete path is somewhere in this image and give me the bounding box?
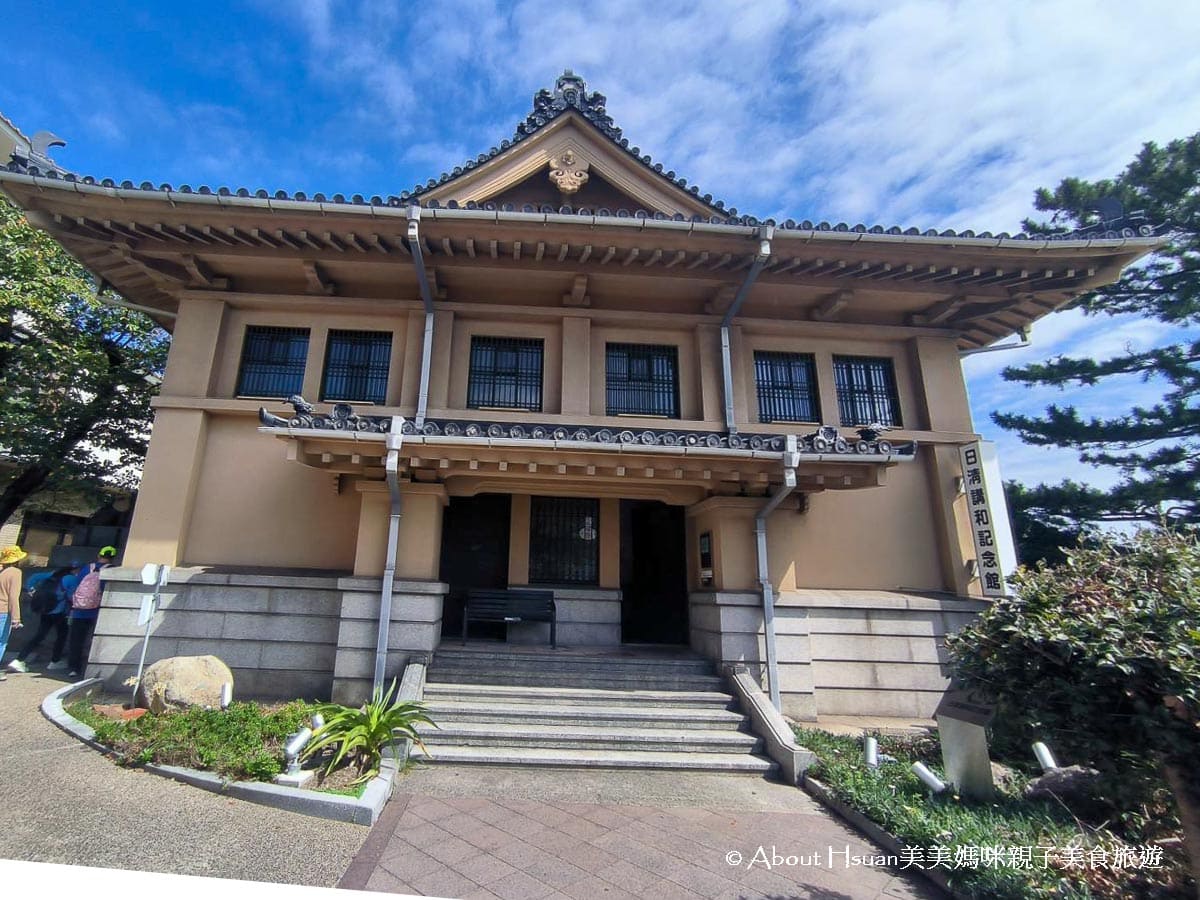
[0,669,365,885]
[2,669,940,898]
[341,764,941,899]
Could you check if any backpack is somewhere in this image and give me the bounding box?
[71,564,104,610]
[29,576,61,616]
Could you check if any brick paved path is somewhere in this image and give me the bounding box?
[340,767,939,900]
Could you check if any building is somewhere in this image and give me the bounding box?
[0,73,1161,716]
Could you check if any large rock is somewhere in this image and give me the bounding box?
[136,655,233,714]
[1022,763,1104,820]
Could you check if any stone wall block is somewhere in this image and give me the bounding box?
[268,588,342,615]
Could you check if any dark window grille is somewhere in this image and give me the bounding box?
[466,336,544,411]
[321,329,392,404]
[236,326,310,397]
[754,351,820,423]
[529,496,599,585]
[833,355,901,426]
[605,343,680,418]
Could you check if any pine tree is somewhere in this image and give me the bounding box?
[994,134,1199,538]
[0,198,170,523]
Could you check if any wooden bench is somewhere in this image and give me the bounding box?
[462,589,557,647]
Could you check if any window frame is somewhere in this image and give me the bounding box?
[235,325,310,399]
[753,350,821,423]
[832,354,902,427]
[528,496,600,586]
[604,342,680,418]
[466,335,545,412]
[320,329,393,405]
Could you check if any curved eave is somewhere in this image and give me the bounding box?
[0,169,1166,347]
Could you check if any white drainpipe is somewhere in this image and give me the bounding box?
[754,434,800,711]
[720,226,774,435]
[407,206,436,429]
[374,415,405,695]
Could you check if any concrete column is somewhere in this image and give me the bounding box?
[508,494,531,585]
[353,484,390,576]
[301,326,326,402]
[427,309,455,411]
[122,409,208,567]
[599,497,620,589]
[909,337,977,596]
[561,317,591,416]
[385,317,407,407]
[351,481,446,579]
[160,297,226,398]
[812,349,840,426]
[696,325,723,424]
[909,337,973,432]
[728,325,750,427]
[399,310,425,413]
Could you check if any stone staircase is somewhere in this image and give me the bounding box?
[414,645,776,775]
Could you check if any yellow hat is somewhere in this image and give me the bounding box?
[0,545,28,565]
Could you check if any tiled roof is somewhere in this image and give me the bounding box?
[0,71,1165,242]
[402,70,733,215]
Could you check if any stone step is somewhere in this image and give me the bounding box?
[432,649,715,675]
[411,743,777,774]
[419,722,761,754]
[422,682,736,709]
[423,700,748,729]
[425,668,724,691]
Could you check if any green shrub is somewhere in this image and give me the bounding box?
[944,527,1200,881]
[86,700,314,781]
[303,678,435,784]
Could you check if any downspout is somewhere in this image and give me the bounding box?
[374,414,405,695]
[720,226,773,435]
[958,326,1031,358]
[407,206,436,429]
[754,434,800,711]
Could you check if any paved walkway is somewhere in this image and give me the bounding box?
[2,669,940,898]
[341,765,940,899]
[0,669,365,885]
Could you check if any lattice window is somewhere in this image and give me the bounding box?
[236,326,310,398]
[833,355,901,426]
[467,336,544,411]
[529,496,599,585]
[754,351,820,423]
[320,330,392,404]
[605,343,680,418]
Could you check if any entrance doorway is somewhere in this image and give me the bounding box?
[439,493,511,640]
[619,500,688,644]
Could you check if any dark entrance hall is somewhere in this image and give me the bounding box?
[619,500,688,644]
[438,493,511,641]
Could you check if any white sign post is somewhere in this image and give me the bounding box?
[958,441,1018,597]
[132,563,170,707]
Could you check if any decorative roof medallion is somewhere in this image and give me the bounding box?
[547,149,589,195]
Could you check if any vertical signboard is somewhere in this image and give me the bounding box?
[959,441,1017,596]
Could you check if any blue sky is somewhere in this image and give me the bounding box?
[4,0,1199,491]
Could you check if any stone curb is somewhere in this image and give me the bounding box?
[41,679,398,826]
[801,774,965,900]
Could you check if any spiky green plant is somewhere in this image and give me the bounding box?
[302,679,436,784]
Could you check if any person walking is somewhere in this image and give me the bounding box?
[64,546,118,679]
[7,566,74,673]
[0,546,28,681]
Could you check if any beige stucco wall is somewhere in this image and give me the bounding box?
[126,300,982,598]
[183,414,361,570]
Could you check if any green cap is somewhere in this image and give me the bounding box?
[99,545,118,557]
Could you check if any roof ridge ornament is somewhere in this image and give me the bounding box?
[548,148,590,195]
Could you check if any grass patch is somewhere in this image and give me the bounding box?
[795,728,1188,899]
[73,700,316,782]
